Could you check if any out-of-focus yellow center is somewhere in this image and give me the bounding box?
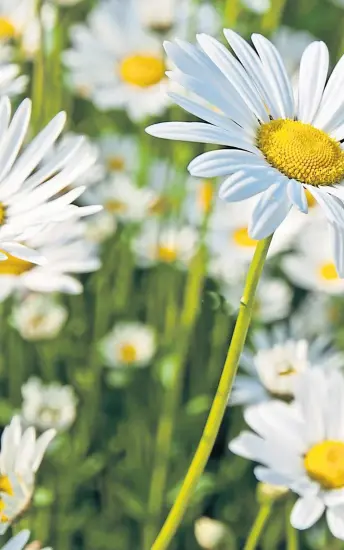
[0,18,16,39]
[258,119,344,186]
[319,262,339,281]
[107,156,125,172]
[0,203,6,225]
[119,54,165,87]
[198,180,214,214]
[305,189,317,208]
[157,245,177,263]
[233,227,257,248]
[119,343,137,364]
[0,251,34,276]
[0,475,13,523]
[104,199,126,213]
[305,441,344,489]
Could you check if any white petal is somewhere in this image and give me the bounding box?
[297,42,329,124]
[228,431,268,463]
[290,496,325,530]
[1,243,47,266]
[287,180,308,213]
[2,531,30,550]
[189,149,264,177]
[219,168,275,202]
[254,466,290,487]
[327,507,344,540]
[313,53,344,131]
[330,223,344,277]
[0,98,31,183]
[249,180,292,239]
[31,429,56,472]
[307,187,344,228]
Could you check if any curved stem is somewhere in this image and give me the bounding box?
[286,499,299,550]
[151,235,273,550]
[243,504,272,550]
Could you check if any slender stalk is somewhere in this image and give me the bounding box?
[261,0,287,33]
[151,235,273,550]
[243,504,272,550]
[286,500,299,550]
[31,0,45,133]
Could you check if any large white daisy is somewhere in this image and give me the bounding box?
[63,0,170,121]
[146,30,344,275]
[229,369,344,539]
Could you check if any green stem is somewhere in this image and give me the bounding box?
[151,235,273,550]
[261,0,287,33]
[286,500,299,550]
[31,1,45,133]
[224,0,242,27]
[244,504,272,550]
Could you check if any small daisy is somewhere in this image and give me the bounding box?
[0,219,101,301]
[1,531,31,550]
[100,322,156,369]
[147,31,344,276]
[282,220,344,294]
[230,368,344,540]
[241,0,270,14]
[11,294,68,341]
[0,416,55,533]
[21,377,78,432]
[98,134,138,177]
[183,176,216,226]
[194,517,227,549]
[0,0,36,42]
[132,219,199,267]
[63,0,170,121]
[83,211,117,244]
[231,327,343,407]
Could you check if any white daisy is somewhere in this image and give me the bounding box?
[231,327,344,407]
[132,219,199,267]
[183,176,216,227]
[11,294,68,341]
[241,0,270,14]
[1,531,31,550]
[194,517,227,549]
[63,0,170,121]
[229,368,344,540]
[0,219,101,301]
[282,219,344,294]
[83,211,117,244]
[292,293,337,338]
[0,416,55,533]
[98,134,138,177]
[21,377,78,432]
[0,96,100,265]
[147,31,344,276]
[100,322,156,368]
[0,0,36,42]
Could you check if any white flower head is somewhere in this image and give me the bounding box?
[11,294,68,341]
[0,219,101,301]
[63,0,170,121]
[230,368,344,540]
[0,0,36,41]
[21,377,78,432]
[132,220,199,268]
[0,416,55,533]
[231,327,344,407]
[194,517,227,549]
[147,30,344,277]
[100,322,156,369]
[98,134,138,177]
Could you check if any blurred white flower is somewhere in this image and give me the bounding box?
[0,0,36,41]
[183,176,216,226]
[63,0,170,121]
[241,0,270,14]
[0,416,55,533]
[132,220,199,267]
[84,211,117,244]
[11,294,68,341]
[100,322,156,368]
[292,293,337,338]
[229,369,344,540]
[0,64,27,97]
[21,377,78,432]
[0,219,101,301]
[98,134,138,177]
[282,220,344,294]
[231,327,344,407]
[194,517,227,549]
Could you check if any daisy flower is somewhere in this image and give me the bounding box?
[282,219,344,294]
[0,96,100,265]
[100,322,156,369]
[292,294,338,339]
[21,377,78,432]
[0,219,101,301]
[98,134,138,177]
[0,416,55,533]
[11,294,68,341]
[230,368,344,539]
[183,176,216,226]
[231,327,344,407]
[63,0,170,121]
[83,212,117,244]
[132,219,199,268]
[147,30,344,276]
[0,0,36,42]
[194,517,227,549]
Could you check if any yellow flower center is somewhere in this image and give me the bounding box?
[0,18,16,39]
[257,119,344,186]
[119,343,137,364]
[0,251,34,276]
[319,262,339,281]
[119,54,165,88]
[0,475,13,524]
[0,203,6,225]
[157,245,178,263]
[198,180,214,214]
[107,156,125,172]
[304,440,344,489]
[233,227,258,248]
[104,199,126,213]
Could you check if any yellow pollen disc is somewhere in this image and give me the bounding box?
[107,156,125,172]
[233,227,257,248]
[0,251,34,276]
[0,475,13,524]
[305,189,317,208]
[104,199,126,213]
[119,54,165,88]
[257,119,344,186]
[319,262,339,281]
[157,245,178,263]
[0,18,16,39]
[119,343,137,364]
[304,440,344,489]
[198,180,214,213]
[0,203,6,226]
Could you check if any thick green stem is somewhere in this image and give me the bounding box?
[286,500,299,550]
[244,504,272,550]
